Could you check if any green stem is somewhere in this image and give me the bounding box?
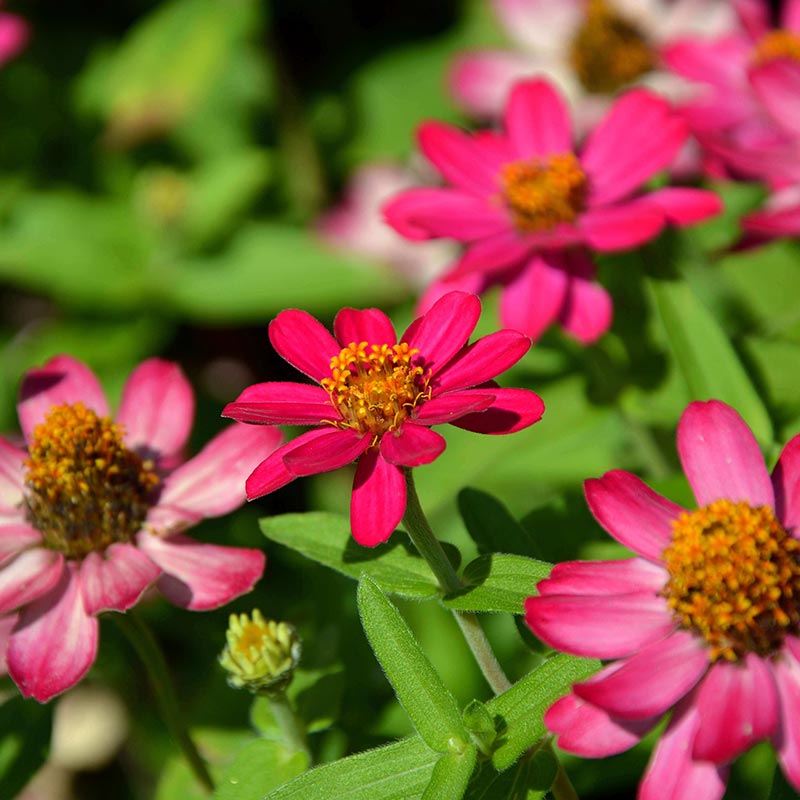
[402,469,511,695]
[550,758,579,800]
[266,689,312,763]
[113,612,214,794]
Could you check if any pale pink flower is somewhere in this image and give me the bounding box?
[0,355,281,702]
[526,400,800,800]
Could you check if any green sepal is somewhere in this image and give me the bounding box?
[462,700,497,757]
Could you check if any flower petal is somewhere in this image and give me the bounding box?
[18,355,109,443]
[412,390,496,425]
[79,542,161,615]
[244,431,324,499]
[750,60,800,138]
[0,437,26,514]
[117,359,195,461]
[7,562,98,703]
[0,613,18,676]
[451,387,545,434]
[504,79,573,159]
[381,423,446,467]
[0,523,44,566]
[223,382,336,426]
[677,400,774,507]
[641,187,723,226]
[350,450,406,547]
[138,532,265,610]
[772,654,800,791]
[283,427,369,477]
[558,265,613,344]
[0,548,64,613]
[580,202,665,251]
[536,558,668,597]
[447,230,533,279]
[333,307,397,347]
[773,433,800,532]
[269,309,340,383]
[584,470,684,562]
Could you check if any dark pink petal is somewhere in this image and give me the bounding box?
[677,400,773,507]
[18,355,109,443]
[0,523,44,566]
[735,0,770,38]
[137,532,265,610]
[0,613,17,676]
[269,309,340,383]
[639,699,728,800]
[416,272,491,316]
[447,230,533,279]
[433,329,531,393]
[744,203,800,238]
[380,423,446,467]
[117,359,194,461]
[773,655,800,791]
[7,563,98,703]
[79,543,161,615]
[786,635,800,662]
[0,13,28,66]
[525,592,675,659]
[451,387,545,434]
[558,268,613,344]
[504,79,573,159]
[350,450,405,547]
[750,60,800,138]
[244,432,323,499]
[283,427,369,477]
[223,382,336,426]
[0,548,64,613]
[581,91,687,205]
[693,654,779,763]
[0,437,26,514]
[333,307,397,347]
[545,693,659,757]
[642,188,723,226]
[536,558,667,597]
[412,390,496,425]
[786,0,800,30]
[773,433,800,533]
[403,291,481,375]
[150,424,284,532]
[584,471,684,562]
[574,630,709,720]
[580,203,665,251]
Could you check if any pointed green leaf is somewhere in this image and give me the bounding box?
[358,577,468,753]
[422,747,478,800]
[214,740,308,800]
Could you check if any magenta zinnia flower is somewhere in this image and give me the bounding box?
[526,400,800,800]
[223,291,545,546]
[0,355,281,702]
[384,79,721,344]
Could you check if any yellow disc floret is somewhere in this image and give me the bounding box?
[500,153,588,233]
[752,29,800,65]
[320,341,430,441]
[662,499,800,662]
[24,402,159,558]
[569,0,655,94]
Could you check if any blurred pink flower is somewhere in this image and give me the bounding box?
[384,79,721,343]
[0,3,28,66]
[526,399,800,800]
[0,356,280,702]
[223,292,544,546]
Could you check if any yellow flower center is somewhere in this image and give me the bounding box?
[662,499,800,662]
[500,153,588,233]
[569,0,655,94]
[24,403,160,559]
[752,29,800,65]
[320,342,431,441]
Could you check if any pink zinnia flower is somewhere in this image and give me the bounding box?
[0,2,27,66]
[526,400,800,800]
[384,79,721,343]
[223,291,545,546]
[0,355,280,702]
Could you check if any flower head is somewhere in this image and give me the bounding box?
[525,400,800,799]
[0,355,281,702]
[223,291,545,546]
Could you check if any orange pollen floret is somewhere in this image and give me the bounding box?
[500,153,588,233]
[24,402,160,559]
[320,341,431,439]
[569,0,655,94]
[661,499,800,662]
[752,29,800,65]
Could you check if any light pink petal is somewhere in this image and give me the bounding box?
[451,387,545,435]
[18,355,108,443]
[7,562,98,703]
[536,558,668,597]
[412,390,496,425]
[677,400,774,507]
[503,80,573,159]
[0,523,44,566]
[661,36,751,88]
[268,309,340,383]
[773,655,800,791]
[403,291,481,375]
[283,426,369,477]
[0,548,64,613]
[117,359,194,460]
[773,433,800,532]
[641,187,723,226]
[545,693,659,757]
[244,431,324,499]
[750,60,800,138]
[584,470,684,561]
[640,699,728,800]
[447,230,533,280]
[223,382,336,426]
[333,307,397,347]
[580,202,665,251]
[380,423,446,467]
[693,654,779,763]
[0,613,18,675]
[525,592,675,659]
[138,532,265,610]
[79,542,161,615]
[581,90,687,205]
[433,329,531,393]
[574,630,709,720]
[0,437,26,514]
[350,450,406,547]
[558,268,613,344]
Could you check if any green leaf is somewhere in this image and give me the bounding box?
[688,181,766,253]
[464,748,557,800]
[422,747,477,800]
[214,740,308,800]
[260,512,438,599]
[443,554,552,614]
[768,768,800,800]
[0,696,51,800]
[358,577,469,753]
[486,654,600,771]
[264,736,440,800]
